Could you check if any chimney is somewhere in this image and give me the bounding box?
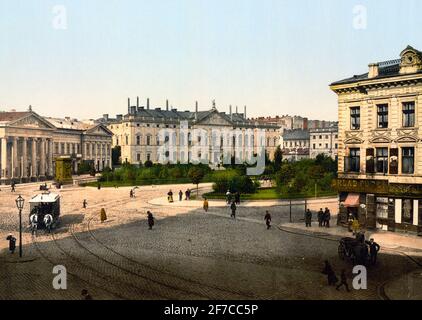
[147,98,150,110]
[103,114,109,121]
[195,101,198,121]
[166,99,169,111]
[229,105,232,120]
[244,106,247,119]
[137,96,139,108]
[236,106,238,114]
[128,98,131,114]
[368,63,379,78]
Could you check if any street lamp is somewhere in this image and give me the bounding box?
[15,195,25,258]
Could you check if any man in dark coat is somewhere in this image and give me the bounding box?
[11,182,16,192]
[6,234,16,254]
[317,208,324,227]
[305,209,312,227]
[147,211,155,230]
[264,211,272,230]
[235,192,241,205]
[336,269,350,292]
[179,190,183,201]
[322,260,338,286]
[366,238,380,265]
[230,201,237,219]
[82,199,88,209]
[324,208,331,228]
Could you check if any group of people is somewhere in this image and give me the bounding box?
[322,261,351,292]
[304,207,331,228]
[167,189,192,203]
[226,190,241,205]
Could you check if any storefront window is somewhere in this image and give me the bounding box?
[402,199,413,224]
[376,197,389,219]
[402,147,414,174]
[376,148,388,174]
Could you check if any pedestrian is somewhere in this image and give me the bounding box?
[97,183,101,190]
[318,208,324,227]
[366,238,380,265]
[179,190,183,202]
[100,208,107,223]
[235,192,241,205]
[336,269,350,292]
[11,182,15,192]
[130,189,134,198]
[147,211,155,230]
[226,190,232,204]
[230,201,237,219]
[352,219,360,235]
[203,197,209,212]
[6,234,16,254]
[82,199,88,209]
[305,209,312,227]
[264,211,272,230]
[168,190,174,203]
[81,289,93,300]
[322,260,338,286]
[324,208,331,228]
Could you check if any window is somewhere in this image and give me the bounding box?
[136,153,141,161]
[156,136,160,146]
[376,148,388,174]
[335,143,338,149]
[402,102,415,127]
[325,144,329,149]
[402,199,414,224]
[125,136,128,145]
[350,107,360,130]
[313,144,316,149]
[402,147,414,174]
[376,197,389,219]
[136,135,141,145]
[147,154,151,161]
[147,136,151,146]
[377,104,388,128]
[346,148,360,172]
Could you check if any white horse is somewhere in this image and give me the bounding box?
[43,214,53,233]
[29,214,38,236]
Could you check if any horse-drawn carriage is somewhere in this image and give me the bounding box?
[29,192,61,232]
[338,236,370,265]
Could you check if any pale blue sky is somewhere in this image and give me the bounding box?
[1,0,421,120]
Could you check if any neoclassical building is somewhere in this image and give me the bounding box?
[0,109,113,184]
[331,45,422,234]
[101,99,280,166]
[309,126,338,160]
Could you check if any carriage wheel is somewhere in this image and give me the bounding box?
[338,244,346,260]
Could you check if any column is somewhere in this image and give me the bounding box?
[22,138,28,179]
[58,141,62,155]
[95,143,99,170]
[31,138,37,177]
[47,139,53,177]
[40,138,46,177]
[100,142,104,170]
[1,137,8,179]
[12,137,18,179]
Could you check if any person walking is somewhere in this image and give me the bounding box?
[82,199,88,209]
[322,260,338,286]
[336,269,350,292]
[366,238,381,265]
[324,208,331,228]
[230,201,237,219]
[318,208,324,227]
[264,211,272,230]
[130,189,134,198]
[167,190,173,203]
[305,209,312,227]
[203,197,209,213]
[11,182,16,192]
[6,234,16,254]
[179,190,183,202]
[226,190,232,204]
[235,192,241,205]
[147,211,155,230]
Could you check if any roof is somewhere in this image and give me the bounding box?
[29,193,60,203]
[331,46,422,86]
[0,112,31,123]
[282,129,310,141]
[45,117,96,131]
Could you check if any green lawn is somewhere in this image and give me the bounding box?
[203,188,337,200]
[82,178,193,188]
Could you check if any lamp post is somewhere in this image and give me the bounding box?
[15,195,25,258]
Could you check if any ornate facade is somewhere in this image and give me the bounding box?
[330,46,422,234]
[0,110,113,184]
[101,99,280,167]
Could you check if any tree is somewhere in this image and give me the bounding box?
[112,146,121,166]
[274,146,283,171]
[188,166,205,197]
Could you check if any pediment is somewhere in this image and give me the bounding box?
[10,113,55,130]
[197,111,233,126]
[344,138,363,145]
[86,124,113,136]
[396,136,418,143]
[370,137,392,144]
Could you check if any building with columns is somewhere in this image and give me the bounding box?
[100,98,280,166]
[0,110,113,184]
[331,46,422,234]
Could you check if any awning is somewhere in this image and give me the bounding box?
[344,193,360,207]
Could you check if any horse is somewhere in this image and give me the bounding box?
[29,214,38,236]
[43,214,54,233]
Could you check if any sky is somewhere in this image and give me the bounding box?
[1,0,422,121]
